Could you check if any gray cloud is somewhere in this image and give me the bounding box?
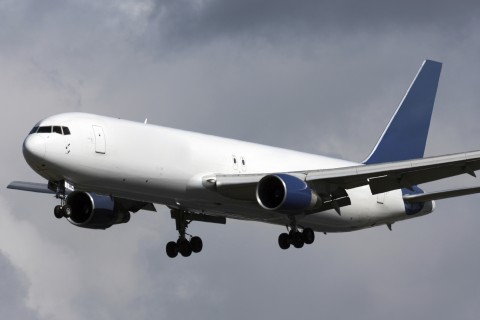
[144,0,480,51]
[0,254,37,320]
[2,0,480,319]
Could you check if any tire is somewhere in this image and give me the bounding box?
[302,228,315,245]
[190,236,203,253]
[292,232,304,248]
[166,241,178,258]
[278,233,290,249]
[54,205,64,219]
[177,239,192,257]
[62,205,72,218]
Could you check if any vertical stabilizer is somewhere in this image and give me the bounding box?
[364,60,442,164]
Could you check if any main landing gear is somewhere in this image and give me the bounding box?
[166,236,203,258]
[278,216,315,250]
[165,209,226,258]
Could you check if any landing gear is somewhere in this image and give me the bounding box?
[54,204,71,219]
[165,209,211,258]
[165,209,225,258]
[166,237,204,258]
[52,181,71,219]
[278,216,315,250]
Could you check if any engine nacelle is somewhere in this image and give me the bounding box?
[65,191,130,229]
[256,174,321,212]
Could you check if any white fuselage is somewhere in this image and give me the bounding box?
[23,113,433,233]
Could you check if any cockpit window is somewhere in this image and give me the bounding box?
[37,126,52,133]
[33,125,71,135]
[53,126,62,134]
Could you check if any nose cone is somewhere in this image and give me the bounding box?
[23,134,46,166]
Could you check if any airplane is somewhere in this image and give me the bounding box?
[8,60,480,258]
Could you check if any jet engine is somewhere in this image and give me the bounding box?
[256,173,321,212]
[65,191,130,229]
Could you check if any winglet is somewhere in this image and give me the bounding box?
[363,60,442,164]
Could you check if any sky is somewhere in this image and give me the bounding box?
[1,0,480,319]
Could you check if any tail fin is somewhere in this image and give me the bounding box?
[363,60,442,164]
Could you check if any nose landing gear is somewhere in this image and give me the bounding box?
[51,180,72,219]
[54,204,72,219]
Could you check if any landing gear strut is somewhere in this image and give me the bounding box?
[51,180,71,219]
[278,215,315,250]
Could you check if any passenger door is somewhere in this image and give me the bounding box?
[92,125,106,154]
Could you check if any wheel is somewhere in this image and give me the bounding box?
[54,205,64,219]
[62,205,72,218]
[177,238,192,257]
[292,232,304,248]
[278,233,290,249]
[166,241,178,258]
[190,236,203,253]
[302,228,315,245]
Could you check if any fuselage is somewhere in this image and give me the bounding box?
[23,112,433,232]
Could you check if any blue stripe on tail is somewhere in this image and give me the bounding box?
[363,60,442,164]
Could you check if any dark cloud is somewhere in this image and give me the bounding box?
[145,0,480,50]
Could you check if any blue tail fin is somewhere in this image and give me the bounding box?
[363,60,442,164]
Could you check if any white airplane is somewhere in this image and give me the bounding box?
[8,60,480,258]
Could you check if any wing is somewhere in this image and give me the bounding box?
[207,150,480,201]
[307,150,480,194]
[7,181,156,213]
[7,181,55,194]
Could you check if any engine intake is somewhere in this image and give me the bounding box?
[256,174,321,212]
[66,191,130,229]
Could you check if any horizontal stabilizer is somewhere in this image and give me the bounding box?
[403,186,480,203]
[7,181,54,194]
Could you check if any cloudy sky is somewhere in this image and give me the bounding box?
[1,0,480,319]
